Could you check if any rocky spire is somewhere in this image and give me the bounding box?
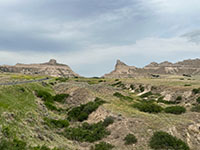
[48,59,57,65]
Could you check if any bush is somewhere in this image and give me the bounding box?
[130,84,135,90]
[124,134,137,145]
[196,97,200,103]
[35,90,53,103]
[140,91,153,98]
[157,97,176,104]
[0,139,27,150]
[44,118,69,128]
[64,120,112,142]
[103,116,115,127]
[149,131,189,150]
[176,96,182,101]
[55,77,68,82]
[53,94,69,103]
[133,101,163,113]
[113,92,133,102]
[191,105,200,112]
[139,85,145,92]
[192,88,200,94]
[164,106,186,114]
[91,142,114,150]
[67,98,105,122]
[44,101,60,111]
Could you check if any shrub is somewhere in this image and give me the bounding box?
[139,85,145,92]
[0,139,27,150]
[140,91,153,98]
[192,88,200,94]
[67,98,105,122]
[113,92,133,102]
[157,97,176,104]
[53,94,69,103]
[64,120,112,142]
[164,106,186,114]
[44,118,69,128]
[35,90,53,103]
[103,116,115,127]
[55,77,68,82]
[149,131,189,150]
[191,105,200,112]
[130,84,135,90]
[44,101,59,111]
[196,97,200,103]
[124,134,137,145]
[133,101,163,113]
[91,142,114,150]
[176,96,182,101]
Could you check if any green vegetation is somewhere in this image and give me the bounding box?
[176,96,182,101]
[149,131,189,150]
[140,91,153,98]
[196,97,200,103]
[192,88,200,94]
[91,142,114,150]
[55,77,68,82]
[53,94,69,103]
[113,92,133,102]
[0,139,27,150]
[139,85,145,92]
[124,134,137,145]
[35,90,69,111]
[130,84,135,90]
[67,97,105,122]
[64,118,113,142]
[44,118,69,128]
[191,105,200,112]
[157,96,176,104]
[0,138,62,150]
[133,101,163,113]
[164,106,186,114]
[102,116,115,127]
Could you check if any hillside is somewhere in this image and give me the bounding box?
[0,73,200,150]
[104,58,200,78]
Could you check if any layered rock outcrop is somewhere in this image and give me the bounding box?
[104,58,200,78]
[0,59,79,77]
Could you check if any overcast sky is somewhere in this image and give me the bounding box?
[0,0,200,76]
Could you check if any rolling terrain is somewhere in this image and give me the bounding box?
[0,72,200,150]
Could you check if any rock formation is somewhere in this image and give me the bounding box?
[0,59,79,77]
[104,58,200,78]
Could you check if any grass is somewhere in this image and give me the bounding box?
[113,92,133,102]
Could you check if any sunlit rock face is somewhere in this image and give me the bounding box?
[104,58,200,78]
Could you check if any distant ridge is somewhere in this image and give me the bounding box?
[104,58,200,78]
[0,59,79,77]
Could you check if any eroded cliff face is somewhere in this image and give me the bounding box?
[104,58,200,78]
[0,59,79,77]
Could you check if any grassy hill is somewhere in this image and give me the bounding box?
[0,74,200,150]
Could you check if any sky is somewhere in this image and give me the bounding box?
[0,0,200,77]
